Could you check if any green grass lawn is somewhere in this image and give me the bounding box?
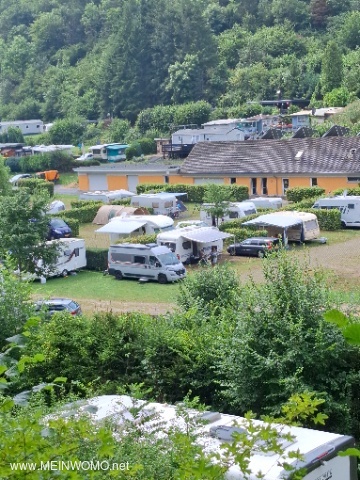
[31,270,179,304]
[58,172,78,186]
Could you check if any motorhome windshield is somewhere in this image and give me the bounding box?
[157,252,180,266]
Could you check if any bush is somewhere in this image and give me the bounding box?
[220,227,269,242]
[138,137,157,155]
[62,202,102,224]
[111,199,131,206]
[18,152,74,173]
[281,197,320,210]
[115,234,157,245]
[86,248,108,271]
[136,184,249,203]
[4,156,20,173]
[72,159,101,168]
[286,187,325,202]
[17,178,54,196]
[332,187,360,196]
[125,143,142,160]
[70,200,103,209]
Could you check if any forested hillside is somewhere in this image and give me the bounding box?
[0,0,359,123]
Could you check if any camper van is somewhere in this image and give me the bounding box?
[63,394,357,480]
[38,238,87,278]
[131,193,186,216]
[200,202,257,227]
[107,243,186,283]
[157,226,232,264]
[250,197,283,209]
[312,196,360,227]
[96,215,174,243]
[243,211,320,243]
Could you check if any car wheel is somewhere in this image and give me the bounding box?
[115,270,123,280]
[229,249,236,256]
[158,273,168,284]
[341,221,346,228]
[257,250,265,258]
[61,269,68,277]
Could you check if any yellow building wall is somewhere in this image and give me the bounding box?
[138,175,165,184]
[78,174,89,191]
[168,175,194,185]
[107,175,128,190]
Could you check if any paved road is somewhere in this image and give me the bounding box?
[54,185,80,195]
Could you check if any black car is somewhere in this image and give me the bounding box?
[48,218,72,240]
[227,237,280,257]
[34,298,82,316]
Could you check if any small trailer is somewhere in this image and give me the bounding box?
[37,238,87,279]
[95,215,174,243]
[312,195,360,228]
[157,226,233,264]
[200,202,257,226]
[250,197,283,209]
[131,193,187,216]
[63,394,357,480]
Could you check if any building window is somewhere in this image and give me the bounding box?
[251,178,257,195]
[347,177,360,182]
[230,178,236,184]
[311,178,318,186]
[261,178,268,195]
[282,178,289,194]
[164,175,169,184]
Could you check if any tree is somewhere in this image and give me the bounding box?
[321,41,343,96]
[48,118,86,145]
[0,190,58,276]
[0,158,11,196]
[323,87,350,107]
[202,184,234,227]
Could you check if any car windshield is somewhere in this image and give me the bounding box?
[157,252,179,265]
[51,219,68,228]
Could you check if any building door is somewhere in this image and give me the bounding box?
[282,178,289,195]
[88,174,108,191]
[127,175,139,192]
[261,178,268,195]
[251,178,257,195]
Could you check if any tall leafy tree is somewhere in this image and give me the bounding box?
[321,41,343,95]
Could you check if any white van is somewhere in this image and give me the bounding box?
[107,243,186,283]
[200,202,257,226]
[65,395,357,480]
[250,197,283,209]
[39,238,87,278]
[312,196,360,228]
[157,226,233,264]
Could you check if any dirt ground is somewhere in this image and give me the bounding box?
[81,299,176,316]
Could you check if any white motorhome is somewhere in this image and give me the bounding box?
[63,395,357,480]
[250,197,283,209]
[243,211,320,244]
[131,193,184,215]
[96,215,174,243]
[312,195,360,228]
[200,202,257,226]
[157,226,233,264]
[107,243,186,283]
[38,238,87,278]
[79,189,135,203]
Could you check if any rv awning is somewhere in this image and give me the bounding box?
[95,220,147,234]
[243,214,303,229]
[181,229,233,243]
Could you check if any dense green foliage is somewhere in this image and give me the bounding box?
[136,184,249,202]
[17,178,54,196]
[286,187,326,202]
[6,152,75,174]
[0,0,359,127]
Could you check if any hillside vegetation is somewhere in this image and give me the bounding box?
[0,0,360,126]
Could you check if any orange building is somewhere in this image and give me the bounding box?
[74,136,360,196]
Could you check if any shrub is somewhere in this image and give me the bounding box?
[86,248,108,271]
[62,202,101,224]
[72,159,101,168]
[220,227,268,242]
[115,234,157,245]
[111,199,131,206]
[17,178,54,196]
[125,143,142,160]
[136,184,249,202]
[286,187,325,202]
[4,156,21,173]
[138,137,157,155]
[332,187,360,196]
[18,152,74,173]
[70,200,103,209]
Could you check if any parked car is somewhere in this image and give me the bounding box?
[227,237,280,257]
[76,153,93,161]
[9,173,32,186]
[34,298,82,316]
[48,218,72,240]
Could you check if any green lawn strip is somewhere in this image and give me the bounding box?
[31,270,178,304]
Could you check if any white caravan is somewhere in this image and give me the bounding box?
[157,226,233,264]
[96,215,174,243]
[107,243,186,283]
[39,238,87,278]
[200,202,257,226]
[131,193,181,215]
[250,197,283,209]
[312,195,360,227]
[61,395,357,480]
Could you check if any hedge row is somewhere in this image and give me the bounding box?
[86,248,108,271]
[70,200,103,209]
[18,178,54,196]
[281,197,319,210]
[332,187,360,196]
[136,183,249,202]
[286,187,325,202]
[62,202,101,224]
[115,233,157,245]
[5,152,74,173]
[221,227,269,243]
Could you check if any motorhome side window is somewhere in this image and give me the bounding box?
[74,248,79,257]
[164,201,173,208]
[149,256,157,266]
[134,255,146,264]
[182,241,191,250]
[152,202,159,208]
[348,204,355,209]
[229,211,238,219]
[132,202,139,206]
